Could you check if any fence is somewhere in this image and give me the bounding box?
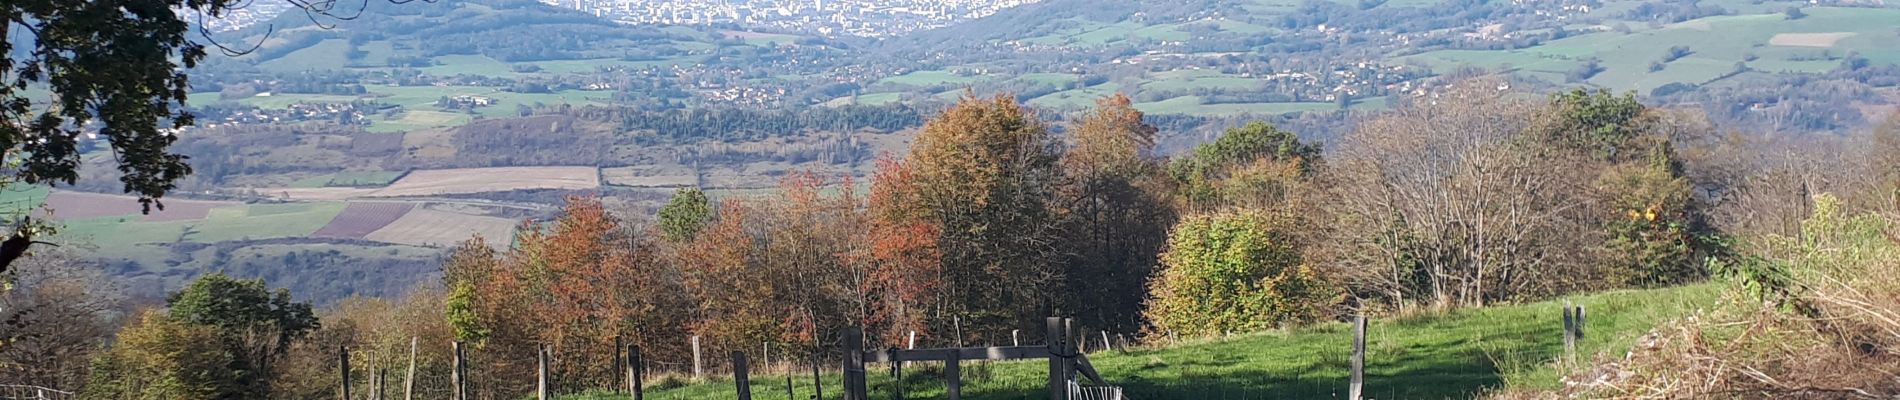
[326,304,1587,400]
[0,385,72,400]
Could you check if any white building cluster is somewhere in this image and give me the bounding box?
[544,0,1041,37]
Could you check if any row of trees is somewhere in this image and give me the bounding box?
[18,82,1864,398]
[414,83,1736,395]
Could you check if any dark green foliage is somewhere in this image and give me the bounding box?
[2,0,214,210]
[1543,89,1649,160]
[658,187,713,242]
[164,272,318,398]
[1545,89,1725,286]
[1167,122,1320,211]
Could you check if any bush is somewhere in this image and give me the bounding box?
[1144,212,1337,337]
[81,311,240,399]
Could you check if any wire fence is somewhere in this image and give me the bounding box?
[0,385,73,400]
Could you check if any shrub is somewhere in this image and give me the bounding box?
[1144,212,1338,337]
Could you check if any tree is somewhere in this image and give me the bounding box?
[1167,122,1320,212]
[1539,89,1724,286]
[1144,212,1336,337]
[165,272,318,398]
[1057,94,1173,333]
[0,252,125,390]
[0,0,427,273]
[441,197,693,395]
[80,310,239,400]
[1324,80,1592,308]
[658,187,713,242]
[895,93,1064,332]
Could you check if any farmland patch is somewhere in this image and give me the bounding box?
[313,202,417,239]
[371,166,600,197]
[363,209,518,247]
[1768,32,1856,48]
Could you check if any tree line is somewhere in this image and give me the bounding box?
[18,80,1900,398]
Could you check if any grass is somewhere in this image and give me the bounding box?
[1141,70,1267,92]
[879,70,988,87]
[57,201,347,244]
[328,170,405,187]
[565,284,1720,400]
[258,39,353,72]
[1405,7,1900,91]
[1135,96,1337,116]
[0,185,50,215]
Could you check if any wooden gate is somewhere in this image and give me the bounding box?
[840,317,1119,400]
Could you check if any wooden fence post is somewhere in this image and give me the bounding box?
[888,347,903,400]
[842,328,866,400]
[1563,301,1576,358]
[450,341,465,400]
[377,367,388,400]
[627,345,642,400]
[732,351,752,400]
[537,344,551,400]
[945,348,962,400]
[340,346,352,400]
[691,335,703,380]
[811,353,823,400]
[1576,305,1586,340]
[1045,317,1067,400]
[1350,315,1366,400]
[954,317,964,348]
[405,337,417,400]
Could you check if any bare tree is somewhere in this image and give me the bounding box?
[1321,80,1596,308]
[0,250,127,391]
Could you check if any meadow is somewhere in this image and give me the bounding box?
[1405,7,1900,92]
[566,284,1721,399]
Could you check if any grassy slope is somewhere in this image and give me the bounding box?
[1406,7,1900,92]
[569,284,1719,400]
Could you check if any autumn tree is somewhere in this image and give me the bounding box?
[892,93,1065,333]
[82,273,315,399]
[857,159,945,344]
[80,311,239,399]
[441,197,691,395]
[1144,212,1337,337]
[273,289,458,400]
[1056,94,1174,333]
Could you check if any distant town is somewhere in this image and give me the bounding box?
[547,0,1043,36]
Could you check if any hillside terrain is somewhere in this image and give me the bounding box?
[13,0,1897,303]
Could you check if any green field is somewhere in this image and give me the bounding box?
[1141,70,1268,92]
[59,201,346,244]
[1408,7,1900,92]
[0,185,51,215]
[1027,82,1126,110]
[290,171,407,188]
[258,39,354,72]
[880,70,990,87]
[567,284,1719,399]
[1136,96,1338,116]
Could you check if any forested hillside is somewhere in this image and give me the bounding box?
[4,0,1900,398]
